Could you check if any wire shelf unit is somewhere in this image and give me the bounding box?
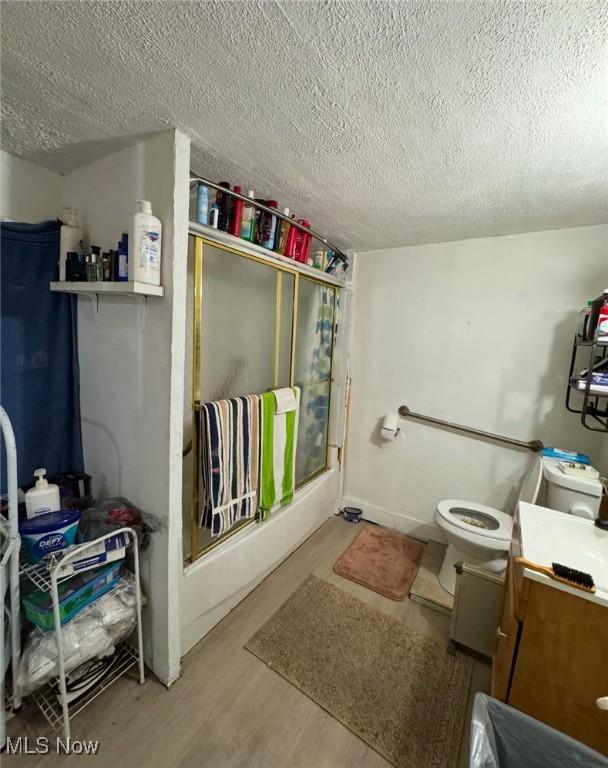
[18,529,145,740]
[32,642,139,732]
[565,334,608,432]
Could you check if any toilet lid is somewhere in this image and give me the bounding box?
[436,499,513,542]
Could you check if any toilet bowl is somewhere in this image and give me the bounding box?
[435,457,544,595]
[435,501,513,593]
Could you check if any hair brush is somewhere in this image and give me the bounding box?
[515,557,596,593]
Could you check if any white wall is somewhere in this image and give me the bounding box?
[344,225,608,540]
[0,149,62,222]
[62,130,190,684]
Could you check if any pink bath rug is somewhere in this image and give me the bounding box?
[333,524,424,601]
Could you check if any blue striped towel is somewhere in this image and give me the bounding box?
[199,394,260,538]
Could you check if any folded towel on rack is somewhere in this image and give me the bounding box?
[273,387,298,414]
[259,387,300,518]
[199,394,260,538]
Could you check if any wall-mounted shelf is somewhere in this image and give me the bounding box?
[188,221,348,289]
[565,334,608,432]
[50,281,163,297]
[50,281,163,332]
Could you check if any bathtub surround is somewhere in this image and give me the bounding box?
[345,224,608,541]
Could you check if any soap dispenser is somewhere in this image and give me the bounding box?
[25,468,61,518]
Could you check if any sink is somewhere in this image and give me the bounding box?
[518,501,608,603]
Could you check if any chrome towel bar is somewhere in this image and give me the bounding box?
[398,405,544,452]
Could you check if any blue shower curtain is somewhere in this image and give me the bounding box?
[0,220,84,492]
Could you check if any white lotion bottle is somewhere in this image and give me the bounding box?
[25,468,61,518]
[59,208,82,281]
[130,199,162,285]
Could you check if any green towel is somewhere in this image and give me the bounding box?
[259,387,300,518]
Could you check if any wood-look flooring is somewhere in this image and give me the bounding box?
[8,516,490,767]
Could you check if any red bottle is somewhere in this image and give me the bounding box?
[229,186,244,237]
[294,218,312,263]
[284,214,298,258]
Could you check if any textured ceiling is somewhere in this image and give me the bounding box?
[2,1,607,250]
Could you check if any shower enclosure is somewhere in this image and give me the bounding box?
[183,229,346,561]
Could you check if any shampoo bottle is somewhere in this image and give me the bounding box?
[274,207,290,253]
[117,233,129,281]
[240,190,255,241]
[229,186,244,237]
[259,200,278,250]
[25,468,61,518]
[131,200,162,286]
[217,182,232,231]
[59,209,82,281]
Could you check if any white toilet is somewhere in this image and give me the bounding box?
[435,454,603,594]
[435,457,544,595]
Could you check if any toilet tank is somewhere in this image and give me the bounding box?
[541,457,602,520]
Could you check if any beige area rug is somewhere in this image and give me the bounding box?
[246,575,473,768]
[333,524,424,600]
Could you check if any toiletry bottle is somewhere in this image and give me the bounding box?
[284,214,298,258]
[102,251,111,281]
[240,190,255,241]
[209,203,220,229]
[189,181,209,226]
[294,219,312,263]
[589,290,608,339]
[197,183,209,226]
[25,468,61,518]
[274,207,290,252]
[253,200,266,244]
[229,185,244,237]
[597,290,608,339]
[259,200,278,250]
[312,251,324,270]
[59,209,82,281]
[217,182,232,231]
[90,246,104,281]
[117,233,129,281]
[131,200,162,286]
[87,248,98,282]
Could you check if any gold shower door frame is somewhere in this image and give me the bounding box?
[189,234,337,562]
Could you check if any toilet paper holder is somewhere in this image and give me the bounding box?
[381,414,400,439]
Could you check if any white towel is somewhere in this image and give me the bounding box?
[273,387,298,414]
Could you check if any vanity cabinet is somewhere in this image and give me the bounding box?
[492,551,608,755]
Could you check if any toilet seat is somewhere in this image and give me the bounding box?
[436,499,513,543]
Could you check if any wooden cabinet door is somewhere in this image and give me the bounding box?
[509,581,608,755]
[491,560,519,701]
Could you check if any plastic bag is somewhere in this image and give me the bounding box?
[470,693,608,768]
[16,576,139,696]
[76,496,162,550]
